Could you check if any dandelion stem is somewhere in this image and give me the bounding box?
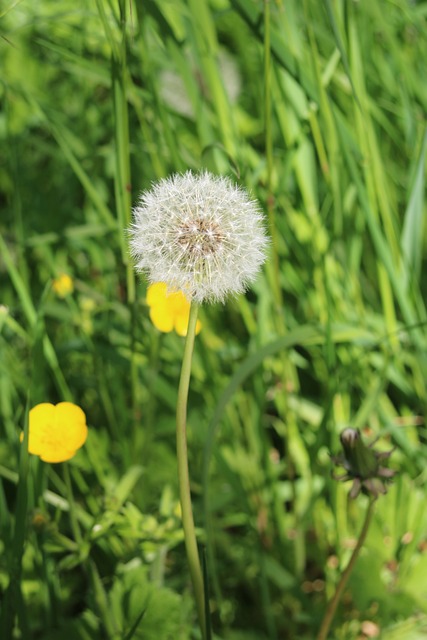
[176,301,206,639]
[317,497,377,640]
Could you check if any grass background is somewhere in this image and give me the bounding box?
[1,0,427,638]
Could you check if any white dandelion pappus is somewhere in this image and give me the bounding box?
[129,171,268,304]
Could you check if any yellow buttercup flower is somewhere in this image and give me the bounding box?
[147,283,202,337]
[23,402,88,463]
[52,274,74,298]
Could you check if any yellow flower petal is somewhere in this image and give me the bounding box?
[146,282,168,307]
[146,282,201,336]
[55,402,88,449]
[52,274,74,298]
[175,313,202,337]
[167,290,190,314]
[27,402,88,463]
[39,447,78,464]
[149,305,174,333]
[174,310,190,337]
[173,307,202,337]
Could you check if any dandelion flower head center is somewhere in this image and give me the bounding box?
[176,216,225,257]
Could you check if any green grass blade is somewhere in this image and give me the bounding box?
[401,129,427,289]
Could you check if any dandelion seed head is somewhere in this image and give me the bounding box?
[129,171,268,303]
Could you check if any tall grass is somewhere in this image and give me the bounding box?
[1,1,427,638]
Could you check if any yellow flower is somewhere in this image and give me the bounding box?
[146,283,202,337]
[52,274,74,298]
[23,402,88,463]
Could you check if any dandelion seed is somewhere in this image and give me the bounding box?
[130,171,268,303]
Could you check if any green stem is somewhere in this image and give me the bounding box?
[317,497,377,640]
[89,559,119,640]
[0,404,31,637]
[63,464,82,546]
[63,465,118,638]
[176,302,206,639]
[263,0,282,313]
[0,289,49,636]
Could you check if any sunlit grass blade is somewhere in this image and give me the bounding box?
[401,129,427,289]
